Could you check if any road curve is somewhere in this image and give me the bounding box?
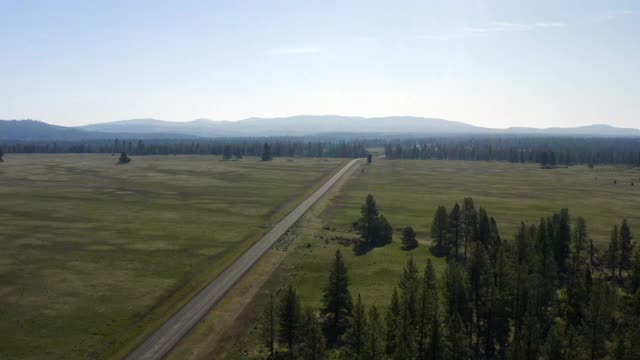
[126,158,362,360]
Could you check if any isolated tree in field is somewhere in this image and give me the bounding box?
[299,308,326,360]
[607,225,619,280]
[278,285,301,353]
[321,249,353,347]
[380,214,393,245]
[354,194,380,245]
[448,203,462,258]
[431,206,449,252]
[344,294,366,359]
[367,154,372,164]
[118,152,131,164]
[461,197,477,258]
[259,293,276,358]
[619,219,633,281]
[363,305,385,360]
[262,142,272,161]
[401,226,418,249]
[0,149,4,162]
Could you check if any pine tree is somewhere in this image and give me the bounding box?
[363,305,385,360]
[619,219,633,282]
[259,293,276,359]
[461,197,478,259]
[380,214,393,245]
[552,209,572,275]
[321,249,353,347]
[607,225,620,281]
[398,256,420,326]
[417,259,438,360]
[574,216,588,256]
[585,281,618,360]
[299,308,326,360]
[467,241,491,358]
[629,247,640,293]
[394,305,417,360]
[445,312,470,360]
[385,288,401,357]
[401,226,418,249]
[426,315,444,360]
[477,208,491,247]
[343,294,366,359]
[431,206,449,254]
[448,203,462,258]
[278,285,301,354]
[353,194,381,246]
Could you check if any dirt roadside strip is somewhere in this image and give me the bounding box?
[125,158,363,360]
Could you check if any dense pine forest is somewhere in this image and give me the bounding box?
[258,196,639,360]
[2,136,640,166]
[0,138,368,158]
[382,137,640,166]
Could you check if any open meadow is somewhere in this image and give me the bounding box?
[221,159,640,359]
[0,154,345,359]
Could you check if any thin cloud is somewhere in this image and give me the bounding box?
[419,20,565,41]
[268,46,321,55]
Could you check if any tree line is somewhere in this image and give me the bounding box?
[0,138,367,158]
[383,137,640,166]
[258,197,639,359]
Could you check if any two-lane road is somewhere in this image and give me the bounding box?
[126,158,362,360]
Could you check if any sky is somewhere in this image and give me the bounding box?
[1,0,639,129]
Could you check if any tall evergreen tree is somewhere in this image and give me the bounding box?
[461,197,478,259]
[363,305,385,360]
[431,206,449,253]
[467,241,491,358]
[574,216,588,256]
[607,225,620,281]
[394,305,417,360]
[278,285,301,354]
[380,214,393,245]
[619,219,633,281]
[629,247,640,293]
[259,293,276,359]
[321,250,353,347]
[477,208,491,247]
[385,288,401,357]
[552,209,572,275]
[343,294,366,359]
[585,281,618,360]
[417,259,438,360]
[355,194,379,244]
[299,308,326,360]
[448,203,462,259]
[398,256,420,325]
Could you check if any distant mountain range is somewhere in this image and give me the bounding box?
[1,116,639,141]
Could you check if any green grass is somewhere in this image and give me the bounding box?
[299,159,639,304]
[0,154,344,360]
[224,159,640,359]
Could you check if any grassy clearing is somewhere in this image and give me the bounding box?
[0,154,344,360]
[220,159,639,359]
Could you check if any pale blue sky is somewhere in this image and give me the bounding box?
[1,0,639,128]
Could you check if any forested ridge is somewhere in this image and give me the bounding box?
[258,196,639,360]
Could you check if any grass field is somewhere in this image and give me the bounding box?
[0,154,344,360]
[219,159,640,359]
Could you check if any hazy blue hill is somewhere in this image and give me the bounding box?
[2,117,639,141]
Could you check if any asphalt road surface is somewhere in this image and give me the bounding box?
[126,158,362,360]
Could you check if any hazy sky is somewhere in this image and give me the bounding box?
[1,1,639,128]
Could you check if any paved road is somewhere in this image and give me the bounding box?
[126,158,362,360]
